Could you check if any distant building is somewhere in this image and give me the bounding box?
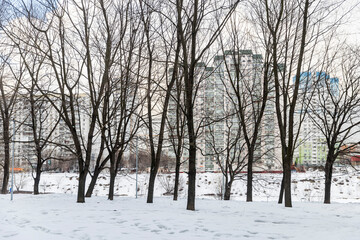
[167,50,278,171]
[293,71,339,166]
[0,93,99,171]
[351,156,360,166]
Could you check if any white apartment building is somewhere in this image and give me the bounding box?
[167,50,278,171]
[1,93,99,171]
[293,71,339,166]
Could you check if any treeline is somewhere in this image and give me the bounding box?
[0,0,359,210]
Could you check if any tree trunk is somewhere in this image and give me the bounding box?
[224,179,233,200]
[173,158,181,201]
[147,169,157,203]
[1,121,10,194]
[246,151,253,202]
[278,176,284,204]
[77,170,87,203]
[33,167,41,195]
[283,158,292,207]
[33,151,43,195]
[86,167,102,197]
[324,160,333,204]
[185,70,197,210]
[109,152,123,200]
[108,168,116,200]
[187,139,196,210]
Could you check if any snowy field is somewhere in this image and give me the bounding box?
[1,170,360,239]
[1,194,360,240]
[9,169,360,202]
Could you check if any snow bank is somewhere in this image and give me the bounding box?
[12,169,360,203]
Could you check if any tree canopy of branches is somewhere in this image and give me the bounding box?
[250,0,345,207]
[0,0,358,212]
[308,46,360,203]
[175,0,240,210]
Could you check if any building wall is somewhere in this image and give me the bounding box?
[293,71,339,166]
[0,94,98,171]
[167,50,279,171]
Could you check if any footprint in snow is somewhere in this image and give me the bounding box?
[157,224,169,230]
[33,226,50,233]
[254,219,266,223]
[2,233,19,238]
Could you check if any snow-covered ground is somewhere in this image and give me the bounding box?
[10,169,360,202]
[1,194,360,239]
[1,169,360,239]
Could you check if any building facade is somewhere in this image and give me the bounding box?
[293,71,339,166]
[167,50,279,171]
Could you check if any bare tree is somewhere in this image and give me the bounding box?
[204,109,247,200]
[175,0,239,210]
[166,68,187,201]
[139,0,181,204]
[250,0,343,207]
[20,91,61,195]
[16,0,125,202]
[216,30,270,201]
[1,14,63,194]
[308,46,360,204]
[104,3,144,200]
[81,0,145,200]
[0,31,22,194]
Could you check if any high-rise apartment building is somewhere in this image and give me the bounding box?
[293,71,339,166]
[0,93,96,171]
[167,50,278,171]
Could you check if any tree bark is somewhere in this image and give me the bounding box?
[173,158,181,201]
[77,170,87,203]
[33,167,42,195]
[187,136,196,210]
[33,149,43,195]
[86,168,101,197]
[324,158,333,204]
[278,176,284,204]
[1,120,10,194]
[224,179,233,200]
[147,169,157,203]
[185,71,197,209]
[246,151,253,202]
[283,157,292,207]
[108,168,116,200]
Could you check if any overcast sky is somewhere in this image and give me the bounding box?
[338,0,360,44]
